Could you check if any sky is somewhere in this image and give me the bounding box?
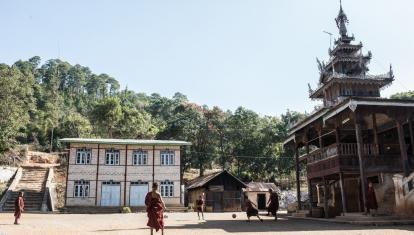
[1,0,414,116]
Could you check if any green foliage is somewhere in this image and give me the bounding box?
[390,91,414,100]
[118,105,158,139]
[92,96,122,137]
[121,206,132,213]
[0,56,306,181]
[0,64,34,152]
[57,112,92,138]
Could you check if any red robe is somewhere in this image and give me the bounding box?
[366,187,378,210]
[245,200,258,217]
[267,192,279,216]
[196,198,204,211]
[14,196,24,219]
[145,192,164,231]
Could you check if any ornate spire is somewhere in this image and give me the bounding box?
[335,0,349,38]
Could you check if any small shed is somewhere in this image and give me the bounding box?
[244,182,279,210]
[186,170,246,212]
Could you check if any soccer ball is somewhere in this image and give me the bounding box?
[232,214,237,219]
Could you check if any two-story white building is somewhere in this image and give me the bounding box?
[59,138,191,207]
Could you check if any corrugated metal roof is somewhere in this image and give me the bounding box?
[59,138,191,146]
[245,182,278,192]
[186,170,247,190]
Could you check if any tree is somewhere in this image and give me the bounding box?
[0,64,34,152]
[57,112,92,138]
[391,91,414,100]
[0,56,307,182]
[117,106,158,139]
[92,96,122,137]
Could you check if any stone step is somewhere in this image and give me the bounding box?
[4,199,43,203]
[1,167,49,212]
[3,207,42,211]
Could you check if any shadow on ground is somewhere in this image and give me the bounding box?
[168,217,414,233]
[91,215,414,233]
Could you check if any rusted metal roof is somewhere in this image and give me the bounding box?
[245,182,278,192]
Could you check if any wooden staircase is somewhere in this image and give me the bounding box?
[2,167,48,212]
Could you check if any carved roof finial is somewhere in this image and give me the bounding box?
[335,0,349,38]
[308,83,313,95]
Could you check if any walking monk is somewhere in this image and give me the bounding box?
[196,194,205,220]
[145,183,166,235]
[14,191,24,225]
[267,189,279,221]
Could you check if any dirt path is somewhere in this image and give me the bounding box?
[0,212,413,235]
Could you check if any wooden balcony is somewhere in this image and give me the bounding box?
[306,143,407,179]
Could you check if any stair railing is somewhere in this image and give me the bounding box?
[41,168,55,212]
[0,167,22,211]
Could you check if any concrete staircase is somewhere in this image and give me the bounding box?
[2,167,48,211]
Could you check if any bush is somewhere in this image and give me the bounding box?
[122,206,132,213]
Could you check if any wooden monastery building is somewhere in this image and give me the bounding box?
[60,138,191,208]
[284,3,414,217]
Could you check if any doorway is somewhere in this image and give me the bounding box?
[257,194,266,210]
[101,181,121,206]
[130,182,148,206]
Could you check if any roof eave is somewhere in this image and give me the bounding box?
[59,138,192,146]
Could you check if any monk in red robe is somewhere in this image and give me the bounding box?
[14,191,24,225]
[145,183,166,235]
[366,182,378,216]
[267,189,279,221]
[196,194,205,220]
[244,195,263,222]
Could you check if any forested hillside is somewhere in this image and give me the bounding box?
[0,57,305,181]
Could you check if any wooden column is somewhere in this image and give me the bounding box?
[308,178,313,212]
[323,177,329,218]
[409,117,414,158]
[396,121,410,177]
[318,129,323,149]
[124,145,128,206]
[339,172,347,215]
[335,127,340,145]
[65,147,70,207]
[372,113,380,155]
[152,145,156,182]
[294,144,302,210]
[95,144,100,206]
[354,118,367,213]
[305,132,311,211]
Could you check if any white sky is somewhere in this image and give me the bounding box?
[1,0,413,116]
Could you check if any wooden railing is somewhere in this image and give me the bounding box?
[307,143,378,164]
[306,143,406,178]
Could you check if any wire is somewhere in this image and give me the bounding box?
[372,57,409,92]
[183,150,295,159]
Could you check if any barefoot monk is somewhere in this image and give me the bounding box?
[145,183,166,235]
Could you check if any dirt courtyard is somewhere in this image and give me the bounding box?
[0,212,414,235]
